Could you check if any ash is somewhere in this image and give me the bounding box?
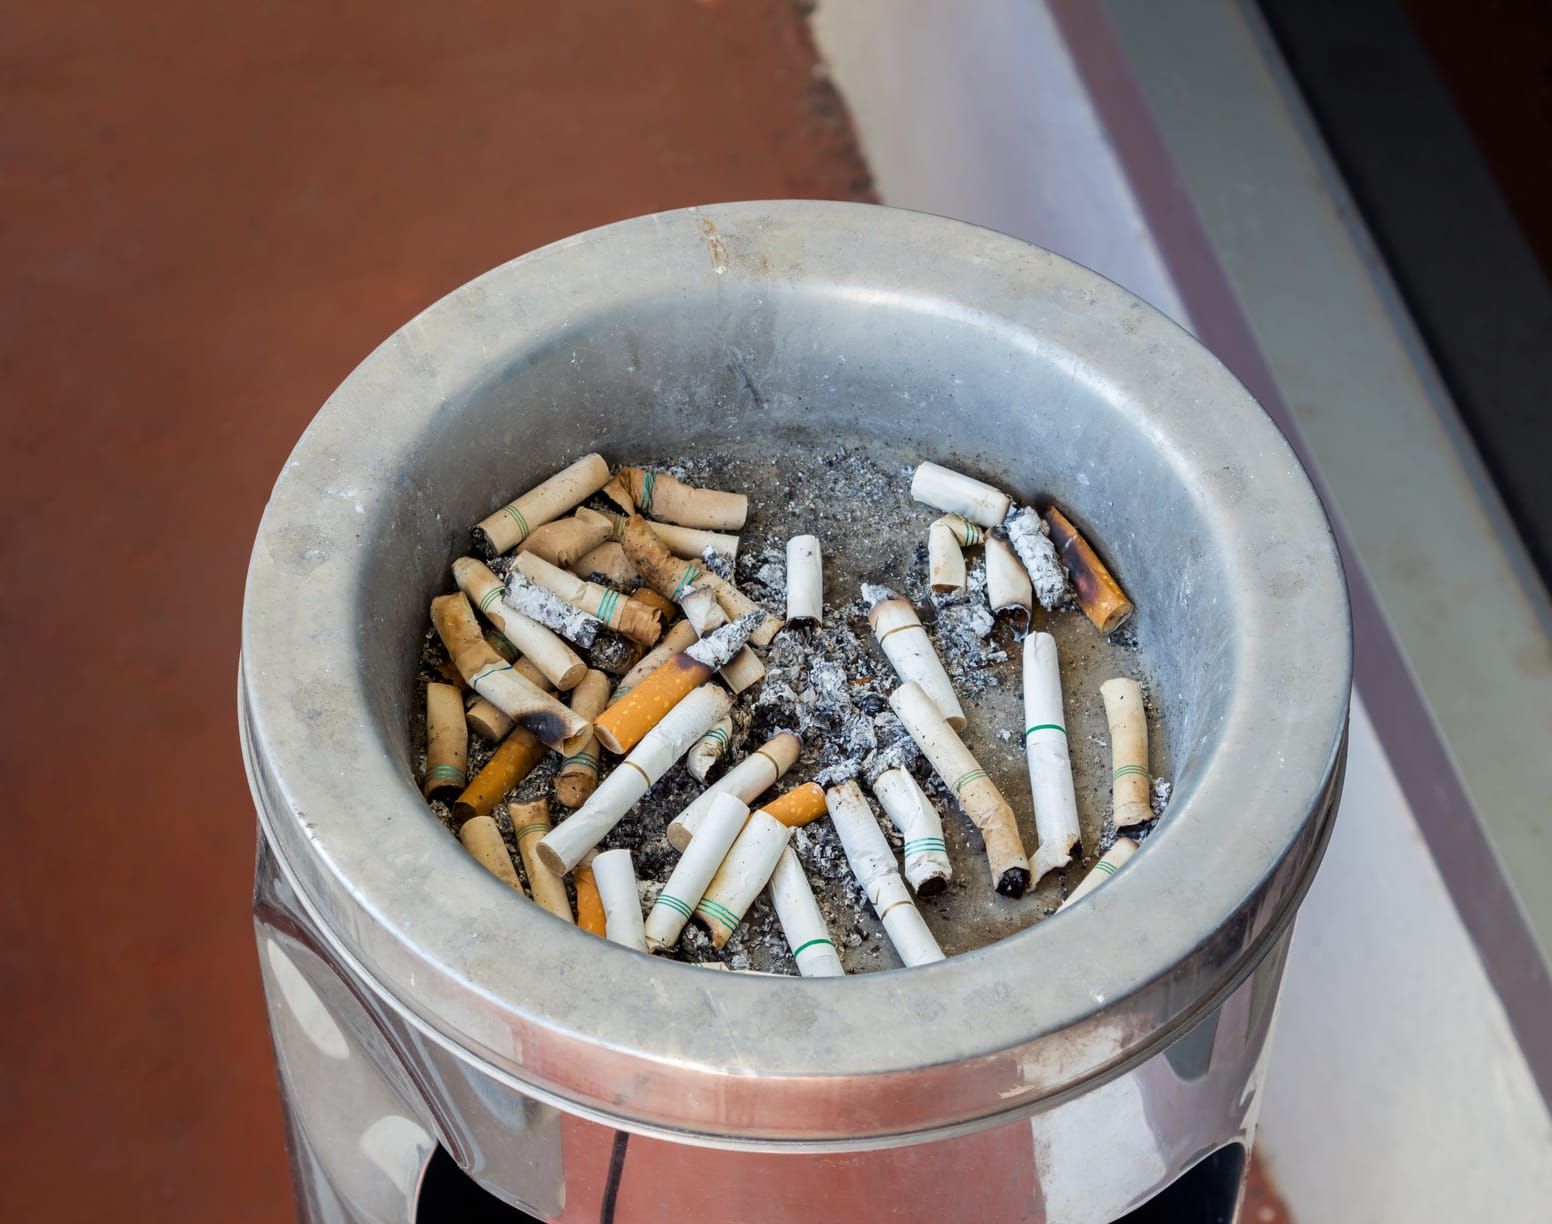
[501,570,600,648]
[1007,506,1068,611]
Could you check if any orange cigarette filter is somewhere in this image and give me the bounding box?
[1043,506,1135,634]
[591,653,713,755]
[451,727,545,825]
[758,782,828,830]
[631,588,678,621]
[574,861,607,936]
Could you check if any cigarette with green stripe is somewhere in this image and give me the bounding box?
[686,715,735,784]
[510,798,573,924]
[667,730,802,850]
[421,682,468,803]
[1100,677,1153,828]
[693,809,792,949]
[889,680,1031,898]
[870,767,952,897]
[451,556,588,691]
[1058,838,1139,910]
[554,669,612,809]
[603,467,748,531]
[768,847,845,978]
[473,453,611,557]
[1023,632,1081,882]
[865,590,966,731]
[512,552,663,647]
[825,781,944,967]
[644,793,750,951]
[928,513,982,593]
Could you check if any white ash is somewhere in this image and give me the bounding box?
[1151,776,1172,819]
[700,547,736,582]
[501,570,600,648]
[861,730,921,786]
[1006,506,1068,611]
[686,611,763,668]
[860,582,894,609]
[927,564,1007,696]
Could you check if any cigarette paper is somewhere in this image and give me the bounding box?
[612,620,699,698]
[910,461,1011,528]
[667,730,802,849]
[785,534,823,623]
[510,799,574,923]
[1024,633,1082,881]
[985,531,1032,627]
[693,811,791,948]
[1006,507,1068,612]
[573,853,607,936]
[758,781,828,830]
[422,682,469,802]
[686,716,734,783]
[677,583,726,634]
[451,726,546,824]
[866,596,966,730]
[453,556,588,691]
[554,670,612,809]
[512,552,663,647]
[716,645,766,693]
[474,453,611,557]
[458,815,523,891]
[464,693,514,742]
[928,519,967,593]
[871,768,952,897]
[536,684,733,873]
[519,507,614,568]
[825,782,945,966]
[1059,838,1139,910]
[768,848,845,977]
[605,467,748,530]
[592,849,647,951]
[699,572,782,647]
[889,681,1031,897]
[568,541,641,588]
[645,793,750,950]
[430,593,589,751]
[1100,678,1152,828]
[1045,506,1135,634]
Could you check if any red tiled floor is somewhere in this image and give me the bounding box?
[0,3,867,1219]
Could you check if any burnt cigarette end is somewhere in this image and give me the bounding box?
[996,867,1031,899]
[471,525,499,560]
[915,876,949,899]
[1044,506,1134,634]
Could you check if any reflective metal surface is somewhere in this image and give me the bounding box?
[242,201,1349,1215]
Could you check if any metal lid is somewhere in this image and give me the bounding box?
[241,201,1350,1148]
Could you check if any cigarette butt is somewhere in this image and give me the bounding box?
[422,682,469,802]
[631,588,678,621]
[686,716,734,783]
[537,684,734,874]
[519,508,614,568]
[613,619,699,699]
[871,768,952,897]
[768,847,845,977]
[451,726,546,825]
[458,815,524,892]
[464,693,515,742]
[928,519,968,593]
[592,653,714,755]
[985,532,1032,628]
[569,541,642,588]
[910,461,1011,528]
[867,597,966,730]
[825,781,944,966]
[1100,678,1152,828]
[510,799,573,923]
[717,646,765,693]
[620,515,709,606]
[758,781,827,830]
[451,554,590,684]
[1024,633,1082,881]
[699,572,782,647]
[1059,838,1139,909]
[653,522,740,561]
[554,669,612,809]
[604,467,748,530]
[677,583,727,634]
[513,552,663,647]
[474,453,611,556]
[785,535,823,624]
[693,811,791,948]
[890,681,1031,897]
[430,593,589,750]
[645,793,750,951]
[573,853,607,936]
[668,730,802,849]
[1045,506,1134,634]
[592,848,648,951]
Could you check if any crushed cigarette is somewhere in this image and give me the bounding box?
[1024,632,1082,882]
[825,781,944,966]
[767,847,845,977]
[1045,506,1135,634]
[694,810,791,948]
[569,540,641,588]
[1100,678,1152,828]
[871,767,952,897]
[512,552,663,647]
[984,530,1032,628]
[645,793,750,951]
[667,730,802,849]
[511,799,573,923]
[453,556,588,691]
[1059,837,1139,909]
[554,669,612,809]
[474,453,611,556]
[1006,506,1068,612]
[605,467,748,530]
[518,507,614,568]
